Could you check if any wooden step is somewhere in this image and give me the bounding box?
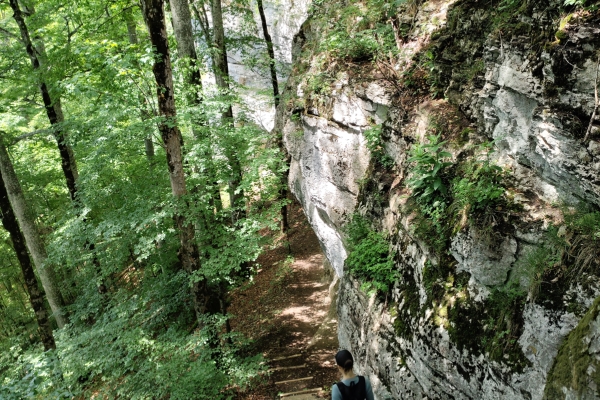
[275,376,313,385]
[279,387,321,398]
[268,364,306,372]
[270,353,303,362]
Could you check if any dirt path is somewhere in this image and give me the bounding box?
[230,201,339,399]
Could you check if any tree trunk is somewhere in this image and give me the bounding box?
[9,0,79,202]
[140,0,208,322]
[123,8,156,165]
[0,172,55,350]
[255,0,288,233]
[256,0,279,108]
[210,0,233,121]
[210,0,245,217]
[0,141,67,328]
[169,0,202,96]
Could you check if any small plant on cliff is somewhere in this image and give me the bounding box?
[563,209,600,278]
[406,135,453,203]
[405,135,453,252]
[345,214,397,296]
[364,124,394,169]
[449,143,508,233]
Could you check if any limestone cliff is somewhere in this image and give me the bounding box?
[275,0,600,398]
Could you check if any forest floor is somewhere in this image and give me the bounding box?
[230,199,340,399]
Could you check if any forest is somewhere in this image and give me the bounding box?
[0,0,290,397]
[3,0,600,397]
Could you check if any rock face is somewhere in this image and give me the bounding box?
[283,82,390,275]
[225,0,310,130]
[277,0,600,399]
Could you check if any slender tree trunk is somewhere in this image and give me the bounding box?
[124,7,139,44]
[191,2,216,68]
[140,0,208,322]
[0,141,67,328]
[123,8,156,165]
[255,0,289,233]
[210,0,246,217]
[210,0,233,121]
[0,173,55,350]
[256,0,279,107]
[169,0,202,102]
[9,0,79,202]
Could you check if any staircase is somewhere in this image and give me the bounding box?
[268,353,322,399]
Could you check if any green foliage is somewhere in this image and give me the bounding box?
[556,208,600,280]
[322,25,396,62]
[450,143,506,224]
[307,0,405,73]
[563,0,587,6]
[516,242,561,302]
[405,135,454,253]
[363,124,394,169]
[406,135,452,203]
[0,0,289,395]
[406,139,510,255]
[501,206,600,315]
[344,214,396,295]
[411,200,449,254]
[0,271,264,399]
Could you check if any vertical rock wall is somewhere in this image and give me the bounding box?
[277,0,600,398]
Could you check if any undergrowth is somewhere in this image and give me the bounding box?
[406,138,510,255]
[515,207,600,310]
[0,270,264,399]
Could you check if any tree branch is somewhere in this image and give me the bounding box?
[11,128,54,144]
[0,27,19,39]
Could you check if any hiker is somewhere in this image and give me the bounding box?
[332,349,374,400]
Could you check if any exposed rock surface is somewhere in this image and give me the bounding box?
[276,0,600,398]
[225,0,310,130]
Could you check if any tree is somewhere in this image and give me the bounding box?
[0,170,55,350]
[0,138,67,328]
[210,0,234,121]
[169,0,203,103]
[256,0,279,108]
[254,0,289,234]
[9,0,79,202]
[123,7,156,165]
[210,0,246,220]
[140,0,209,322]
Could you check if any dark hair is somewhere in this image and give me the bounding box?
[335,349,354,372]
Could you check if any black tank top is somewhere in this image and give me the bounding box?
[335,376,367,400]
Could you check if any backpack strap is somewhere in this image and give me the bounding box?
[335,376,367,400]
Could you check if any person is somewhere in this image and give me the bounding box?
[331,349,375,400]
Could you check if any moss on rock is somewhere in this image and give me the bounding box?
[543,296,600,400]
